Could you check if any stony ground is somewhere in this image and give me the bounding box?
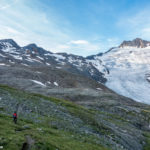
[0,85,150,150]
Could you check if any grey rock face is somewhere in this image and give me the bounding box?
[119,38,150,48]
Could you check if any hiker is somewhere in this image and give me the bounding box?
[13,111,17,124]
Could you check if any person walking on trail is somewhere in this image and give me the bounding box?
[13,111,17,124]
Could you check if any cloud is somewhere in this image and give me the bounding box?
[5,26,20,34]
[0,0,122,56]
[0,0,106,56]
[0,0,72,51]
[0,0,18,10]
[0,0,106,57]
[53,39,103,56]
[70,40,89,45]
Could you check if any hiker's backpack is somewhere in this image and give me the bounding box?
[13,113,17,118]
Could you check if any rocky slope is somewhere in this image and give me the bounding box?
[0,85,150,150]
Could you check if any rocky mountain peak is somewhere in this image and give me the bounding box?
[23,43,39,50]
[0,39,20,49]
[23,43,52,55]
[119,38,150,48]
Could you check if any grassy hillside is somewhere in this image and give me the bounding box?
[0,85,150,150]
[0,113,109,150]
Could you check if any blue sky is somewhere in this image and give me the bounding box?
[0,0,150,56]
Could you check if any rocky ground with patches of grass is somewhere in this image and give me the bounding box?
[0,85,150,150]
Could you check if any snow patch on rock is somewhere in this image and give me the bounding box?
[31,80,46,87]
[54,82,59,86]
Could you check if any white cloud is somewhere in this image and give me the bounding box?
[0,0,71,51]
[5,26,20,34]
[0,0,120,56]
[53,40,103,56]
[0,0,18,10]
[70,40,89,45]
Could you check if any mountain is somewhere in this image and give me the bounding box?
[119,38,150,48]
[0,38,150,150]
[1,38,150,104]
[0,39,107,83]
[0,38,110,104]
[88,38,150,104]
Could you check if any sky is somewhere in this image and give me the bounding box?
[0,0,150,56]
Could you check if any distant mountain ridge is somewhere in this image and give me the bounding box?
[1,38,150,104]
[119,38,150,48]
[0,38,108,83]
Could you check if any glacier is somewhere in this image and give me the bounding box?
[98,46,150,104]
